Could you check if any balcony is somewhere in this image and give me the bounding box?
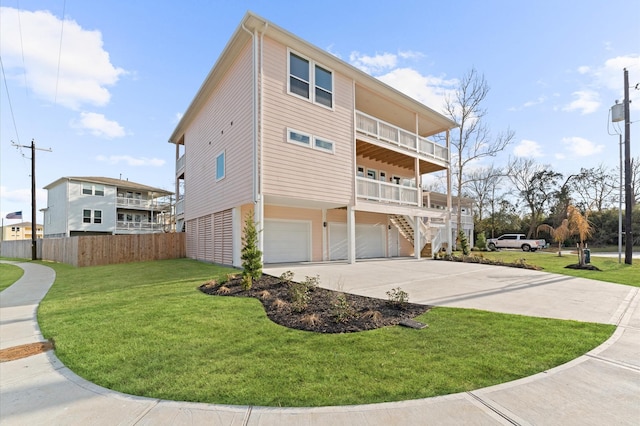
[176,198,184,216]
[116,221,165,233]
[356,177,418,206]
[116,197,170,210]
[176,154,185,176]
[356,111,449,164]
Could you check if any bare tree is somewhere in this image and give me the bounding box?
[507,157,562,238]
[443,68,515,234]
[570,164,617,211]
[465,165,504,222]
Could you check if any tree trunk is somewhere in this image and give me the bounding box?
[557,241,562,257]
[577,242,585,266]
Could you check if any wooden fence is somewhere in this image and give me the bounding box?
[1,233,186,267]
[0,239,42,259]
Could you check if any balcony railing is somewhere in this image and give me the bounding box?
[116,197,170,210]
[356,111,449,163]
[176,198,184,216]
[116,221,165,232]
[176,154,185,175]
[356,177,418,206]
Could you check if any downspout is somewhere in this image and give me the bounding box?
[259,23,268,253]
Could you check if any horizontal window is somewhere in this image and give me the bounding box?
[287,128,335,155]
[83,209,102,224]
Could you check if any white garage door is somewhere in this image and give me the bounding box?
[263,220,311,263]
[329,223,386,260]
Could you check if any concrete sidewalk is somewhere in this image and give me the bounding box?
[1,260,639,425]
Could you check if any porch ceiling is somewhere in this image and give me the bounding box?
[356,140,446,174]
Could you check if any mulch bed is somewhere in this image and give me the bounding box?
[199,274,430,333]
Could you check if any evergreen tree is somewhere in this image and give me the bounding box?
[241,211,262,287]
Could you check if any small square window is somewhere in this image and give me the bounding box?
[216,151,225,181]
[82,183,92,195]
[94,185,104,196]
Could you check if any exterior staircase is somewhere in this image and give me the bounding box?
[390,214,441,258]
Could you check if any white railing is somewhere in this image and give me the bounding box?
[116,197,170,210]
[356,111,449,163]
[431,227,445,254]
[356,177,418,205]
[176,198,184,216]
[176,154,185,174]
[116,221,165,232]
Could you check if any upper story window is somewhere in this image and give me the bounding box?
[216,151,225,181]
[82,183,105,196]
[288,50,333,109]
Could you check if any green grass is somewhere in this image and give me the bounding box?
[477,250,639,287]
[38,259,614,407]
[0,263,24,292]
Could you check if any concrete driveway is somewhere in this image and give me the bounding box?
[265,258,636,324]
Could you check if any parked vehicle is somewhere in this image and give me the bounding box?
[487,234,547,252]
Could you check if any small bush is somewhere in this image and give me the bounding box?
[476,232,487,250]
[361,310,383,325]
[271,298,289,311]
[241,211,262,281]
[289,281,312,312]
[386,287,409,309]
[280,270,294,284]
[241,274,252,291]
[331,293,355,323]
[301,313,321,327]
[258,290,271,300]
[217,286,230,295]
[458,230,470,256]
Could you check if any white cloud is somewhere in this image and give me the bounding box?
[96,155,165,167]
[398,50,424,60]
[563,90,600,114]
[509,96,546,111]
[513,139,544,158]
[349,51,398,74]
[0,7,126,109]
[577,66,590,74]
[376,68,457,110]
[70,112,126,138]
[561,136,604,157]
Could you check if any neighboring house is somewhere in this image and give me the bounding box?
[1,222,43,241]
[423,192,475,248]
[170,12,458,266]
[42,177,173,237]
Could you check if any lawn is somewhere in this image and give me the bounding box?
[38,259,614,407]
[0,263,24,292]
[477,250,639,287]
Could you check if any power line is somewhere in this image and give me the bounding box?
[54,0,67,104]
[0,56,21,145]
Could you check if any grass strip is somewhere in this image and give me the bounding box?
[38,259,614,407]
[0,263,24,292]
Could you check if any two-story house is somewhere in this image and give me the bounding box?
[170,12,458,266]
[42,177,172,237]
[1,222,44,241]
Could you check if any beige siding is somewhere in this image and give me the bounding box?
[185,41,254,221]
[213,209,233,265]
[261,37,354,205]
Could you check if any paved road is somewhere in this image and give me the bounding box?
[1,260,639,425]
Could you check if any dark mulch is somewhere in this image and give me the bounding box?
[565,264,602,271]
[199,274,430,334]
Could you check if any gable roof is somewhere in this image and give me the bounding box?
[43,177,172,196]
[169,11,458,145]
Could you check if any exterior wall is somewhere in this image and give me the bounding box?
[261,37,354,205]
[184,41,255,221]
[1,223,43,240]
[67,180,116,234]
[44,182,69,237]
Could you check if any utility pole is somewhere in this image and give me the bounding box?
[12,139,52,260]
[623,69,632,265]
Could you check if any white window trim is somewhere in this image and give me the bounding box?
[215,150,226,181]
[287,128,335,155]
[287,49,334,111]
[366,168,378,180]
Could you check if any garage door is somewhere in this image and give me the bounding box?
[263,220,311,263]
[329,223,386,260]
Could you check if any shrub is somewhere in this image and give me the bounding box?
[280,270,294,284]
[289,281,311,312]
[271,298,289,311]
[361,310,383,325]
[241,211,262,285]
[331,293,355,323]
[217,286,230,295]
[258,290,271,300]
[458,230,470,255]
[386,287,409,309]
[476,231,487,250]
[301,313,321,327]
[241,273,252,291]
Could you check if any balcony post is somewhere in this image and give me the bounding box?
[414,215,421,260]
[347,206,356,264]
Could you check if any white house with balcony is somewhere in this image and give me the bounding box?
[42,177,172,237]
[169,12,459,266]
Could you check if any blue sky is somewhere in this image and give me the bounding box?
[1,0,639,224]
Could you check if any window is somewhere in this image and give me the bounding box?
[288,129,311,147]
[379,171,387,182]
[289,52,309,99]
[314,137,334,153]
[216,151,225,181]
[83,209,101,223]
[357,166,365,177]
[366,169,377,180]
[288,50,333,108]
[315,65,333,107]
[94,210,102,224]
[82,183,104,196]
[287,128,335,154]
[83,209,92,223]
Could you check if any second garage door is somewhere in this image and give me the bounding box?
[263,220,311,263]
[329,223,386,260]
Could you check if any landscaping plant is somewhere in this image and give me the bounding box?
[241,211,262,288]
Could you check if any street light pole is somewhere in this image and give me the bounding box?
[623,69,632,265]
